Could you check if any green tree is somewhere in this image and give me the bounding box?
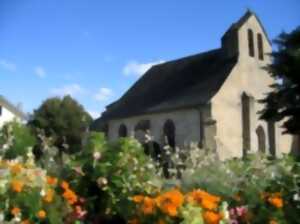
[29,95,92,154]
[260,27,300,135]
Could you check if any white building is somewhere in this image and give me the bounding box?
[0,95,26,128]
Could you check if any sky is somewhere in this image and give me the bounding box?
[0,0,299,119]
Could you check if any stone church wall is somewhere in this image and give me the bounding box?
[107,108,201,148]
[211,14,293,160]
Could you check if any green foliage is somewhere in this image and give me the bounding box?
[0,121,36,159]
[63,132,160,221]
[260,26,300,135]
[29,95,92,154]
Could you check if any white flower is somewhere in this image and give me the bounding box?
[97,177,108,187]
[0,213,4,222]
[40,189,46,196]
[93,152,102,160]
[294,193,300,201]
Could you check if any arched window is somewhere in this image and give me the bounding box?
[118,124,127,137]
[257,33,264,60]
[134,120,150,143]
[241,93,251,155]
[163,119,176,148]
[247,29,255,57]
[256,125,266,153]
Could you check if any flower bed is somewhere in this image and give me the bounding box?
[0,156,83,223]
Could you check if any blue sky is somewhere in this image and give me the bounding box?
[0,0,299,118]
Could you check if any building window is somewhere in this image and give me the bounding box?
[241,92,252,156]
[257,33,264,60]
[268,121,276,157]
[134,120,150,143]
[118,124,128,137]
[163,119,176,148]
[256,125,266,153]
[0,106,2,116]
[247,29,255,57]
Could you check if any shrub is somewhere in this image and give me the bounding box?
[0,121,36,159]
[63,132,161,222]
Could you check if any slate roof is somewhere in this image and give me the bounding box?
[95,48,237,124]
[91,10,263,128]
[0,95,27,120]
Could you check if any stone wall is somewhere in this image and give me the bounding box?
[107,108,201,148]
[211,14,293,160]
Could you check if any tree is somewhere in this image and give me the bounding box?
[260,27,300,135]
[29,95,92,154]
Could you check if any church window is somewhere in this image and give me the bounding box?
[268,121,276,156]
[241,93,252,155]
[257,33,264,60]
[134,120,151,143]
[163,119,176,148]
[248,29,255,57]
[118,124,127,137]
[256,125,266,153]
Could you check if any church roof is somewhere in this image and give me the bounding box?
[91,10,266,127]
[95,48,237,124]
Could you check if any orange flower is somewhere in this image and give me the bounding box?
[268,196,283,208]
[37,210,46,219]
[11,180,24,192]
[201,199,218,210]
[186,189,220,210]
[157,219,166,224]
[11,207,21,216]
[63,189,78,205]
[269,220,278,224]
[43,189,54,203]
[61,181,70,190]
[203,211,222,224]
[141,196,155,215]
[10,163,22,174]
[128,218,140,224]
[47,176,58,186]
[132,195,144,203]
[21,220,31,224]
[155,189,184,217]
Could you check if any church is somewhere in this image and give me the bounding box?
[92,11,297,159]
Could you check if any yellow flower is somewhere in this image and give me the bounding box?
[43,189,54,203]
[11,207,21,216]
[37,210,46,219]
[11,180,24,193]
[155,189,184,217]
[10,163,23,174]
